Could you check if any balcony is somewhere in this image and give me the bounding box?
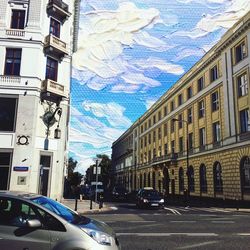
[0,75,21,85]
[44,34,68,59]
[41,79,67,103]
[47,0,71,23]
[152,153,178,165]
[6,29,25,37]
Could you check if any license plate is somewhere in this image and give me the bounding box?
[151,203,159,206]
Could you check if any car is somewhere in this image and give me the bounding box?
[0,191,120,250]
[136,188,164,209]
[111,186,128,201]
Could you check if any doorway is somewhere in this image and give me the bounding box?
[39,154,52,196]
[0,152,12,190]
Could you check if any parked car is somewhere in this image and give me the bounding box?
[87,183,104,200]
[0,191,120,250]
[136,188,164,209]
[111,186,128,201]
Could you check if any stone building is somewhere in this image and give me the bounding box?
[112,12,250,203]
[0,0,80,200]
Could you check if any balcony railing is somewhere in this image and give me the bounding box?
[0,75,21,85]
[47,0,71,22]
[44,34,68,58]
[152,153,178,165]
[6,29,25,37]
[42,79,67,98]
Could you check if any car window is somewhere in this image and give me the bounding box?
[0,198,39,227]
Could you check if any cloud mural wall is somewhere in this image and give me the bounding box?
[70,0,250,173]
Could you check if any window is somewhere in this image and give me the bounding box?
[187,166,195,192]
[153,148,156,159]
[171,119,175,133]
[213,162,223,193]
[164,123,168,136]
[197,76,204,92]
[210,65,218,82]
[164,143,168,155]
[178,114,183,129]
[148,133,151,144]
[158,146,162,156]
[153,115,156,124]
[144,123,147,131]
[179,137,183,152]
[188,133,193,150]
[188,108,192,124]
[170,100,174,112]
[240,156,250,193]
[158,127,161,139]
[200,164,207,193]
[179,167,184,192]
[46,57,58,81]
[235,40,247,63]
[0,98,17,132]
[164,106,167,116]
[153,131,156,142]
[4,48,22,76]
[135,129,137,138]
[171,140,175,153]
[148,119,151,128]
[148,151,151,161]
[140,138,143,149]
[237,72,248,97]
[158,111,161,121]
[141,125,143,133]
[240,109,249,134]
[144,135,147,147]
[187,86,192,99]
[50,18,61,38]
[211,91,219,111]
[198,100,205,118]
[11,10,25,29]
[213,122,221,143]
[199,127,206,148]
[178,94,183,106]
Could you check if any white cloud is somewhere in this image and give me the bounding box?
[172,0,250,40]
[145,98,158,110]
[134,57,185,75]
[172,48,205,62]
[110,84,141,93]
[82,101,132,128]
[73,2,176,92]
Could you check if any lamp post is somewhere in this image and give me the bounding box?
[94,158,102,203]
[172,118,189,194]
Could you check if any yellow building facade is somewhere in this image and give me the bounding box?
[112,12,250,203]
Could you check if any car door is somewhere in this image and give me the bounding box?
[0,197,51,250]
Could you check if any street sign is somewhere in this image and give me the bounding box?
[13,166,29,172]
[93,166,101,174]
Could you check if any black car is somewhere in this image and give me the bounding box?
[112,186,128,201]
[136,188,164,208]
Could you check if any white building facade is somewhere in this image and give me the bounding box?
[0,0,80,200]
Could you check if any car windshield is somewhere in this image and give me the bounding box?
[31,196,90,225]
[142,190,160,198]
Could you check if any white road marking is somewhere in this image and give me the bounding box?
[110,206,118,210]
[116,232,218,237]
[211,221,235,224]
[129,221,156,223]
[177,241,219,249]
[170,221,196,223]
[237,233,250,236]
[164,207,181,215]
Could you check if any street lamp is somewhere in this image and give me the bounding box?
[94,158,102,203]
[172,118,189,194]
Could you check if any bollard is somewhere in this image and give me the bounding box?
[90,199,93,210]
[74,198,78,211]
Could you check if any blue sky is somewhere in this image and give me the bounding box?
[70,0,250,173]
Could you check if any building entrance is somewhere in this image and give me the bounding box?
[0,152,11,190]
[39,154,52,196]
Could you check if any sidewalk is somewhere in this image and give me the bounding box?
[61,199,111,214]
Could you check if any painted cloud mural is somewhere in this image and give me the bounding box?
[70,0,250,173]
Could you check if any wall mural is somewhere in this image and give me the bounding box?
[70,0,249,173]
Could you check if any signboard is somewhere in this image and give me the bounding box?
[13,166,29,172]
[93,166,101,174]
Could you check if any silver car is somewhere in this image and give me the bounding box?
[0,191,120,250]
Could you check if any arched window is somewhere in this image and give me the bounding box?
[152,172,156,189]
[240,156,250,194]
[148,172,151,187]
[143,172,146,187]
[139,174,142,188]
[213,162,223,193]
[179,167,184,192]
[200,164,207,193]
[187,166,195,192]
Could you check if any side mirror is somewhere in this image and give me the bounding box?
[26,219,42,228]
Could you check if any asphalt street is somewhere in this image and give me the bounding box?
[85,202,250,250]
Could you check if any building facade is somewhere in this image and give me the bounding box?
[112,12,250,203]
[0,0,80,200]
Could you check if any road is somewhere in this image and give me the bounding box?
[85,202,250,250]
